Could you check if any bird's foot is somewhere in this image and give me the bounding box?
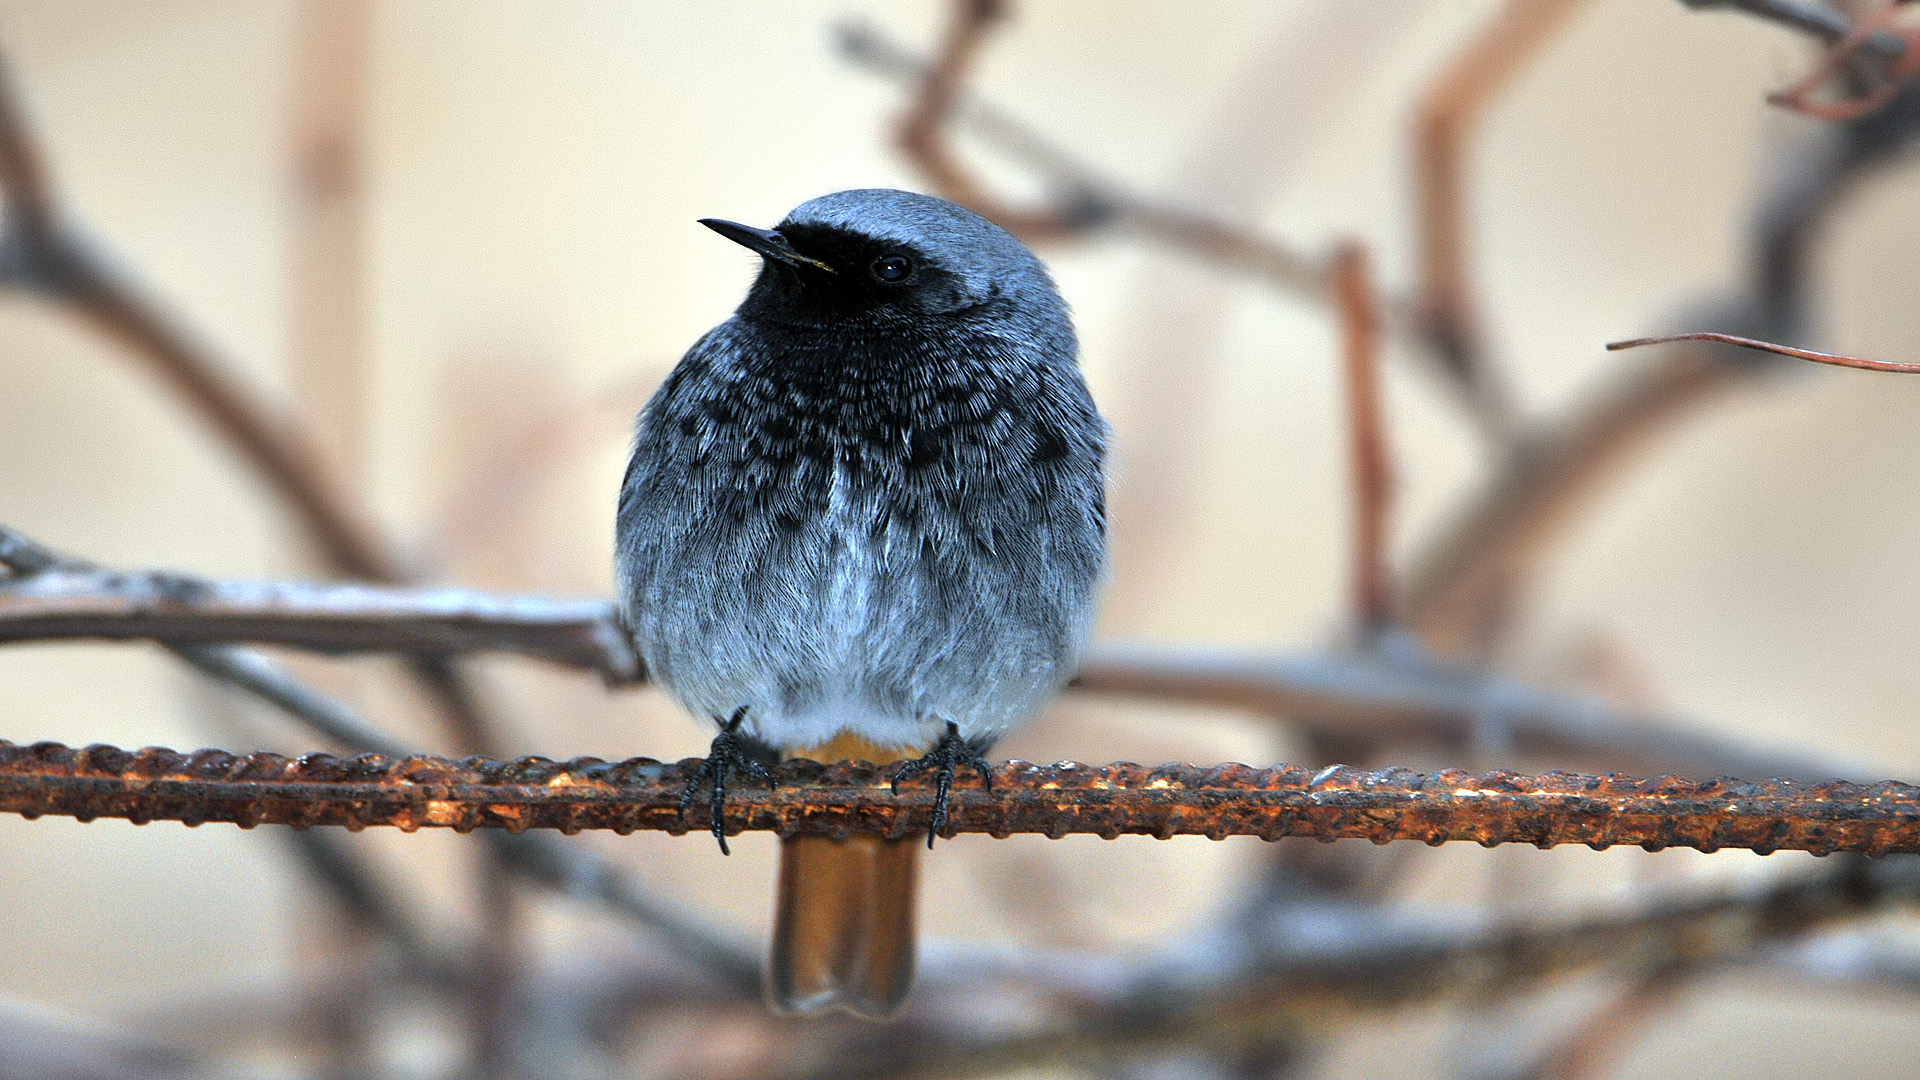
[891,721,995,849]
[679,707,778,855]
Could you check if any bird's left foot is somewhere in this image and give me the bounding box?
[680,707,778,855]
[891,721,995,849]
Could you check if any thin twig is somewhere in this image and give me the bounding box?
[1609,331,1920,372]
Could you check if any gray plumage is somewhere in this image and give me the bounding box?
[615,189,1106,755]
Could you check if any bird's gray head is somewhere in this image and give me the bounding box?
[700,189,1070,346]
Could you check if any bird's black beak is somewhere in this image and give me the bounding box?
[699,218,836,274]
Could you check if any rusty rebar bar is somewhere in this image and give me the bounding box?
[3,740,1914,856]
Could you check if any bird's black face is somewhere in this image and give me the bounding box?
[702,217,982,323]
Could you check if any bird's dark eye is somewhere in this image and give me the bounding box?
[871,254,913,282]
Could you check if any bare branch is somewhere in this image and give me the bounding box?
[1401,15,1920,658]
[0,527,755,997]
[1413,0,1584,434]
[1765,2,1920,122]
[1609,331,1920,372]
[1335,243,1395,634]
[1680,0,1905,53]
[0,49,397,582]
[836,856,1911,1080]
[895,0,1094,241]
[838,13,1328,299]
[1,524,1854,784]
[1073,643,1858,782]
[1497,967,1684,1080]
[844,7,1582,436]
[1400,345,1742,653]
[0,564,640,681]
[0,41,528,766]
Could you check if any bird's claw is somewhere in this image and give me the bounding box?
[679,707,778,855]
[891,721,994,848]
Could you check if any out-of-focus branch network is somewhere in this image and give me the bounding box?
[10,1,1920,1078]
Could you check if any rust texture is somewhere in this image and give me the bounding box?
[4,739,1917,855]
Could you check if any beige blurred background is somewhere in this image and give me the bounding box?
[5,1,1920,1077]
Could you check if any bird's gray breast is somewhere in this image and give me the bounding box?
[617,319,1105,750]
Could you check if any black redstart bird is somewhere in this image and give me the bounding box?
[615,188,1107,1018]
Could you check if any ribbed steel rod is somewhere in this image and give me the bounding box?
[5,740,1918,854]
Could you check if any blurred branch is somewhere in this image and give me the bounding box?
[0,562,640,681]
[1334,242,1396,634]
[1399,345,1741,654]
[1074,643,1857,781]
[1681,0,1911,57]
[281,827,457,982]
[0,49,393,583]
[422,364,668,566]
[4,739,1914,855]
[876,1,1333,290]
[850,0,1601,466]
[0,1004,209,1080]
[2,524,413,754]
[0,45,544,1050]
[894,0,1098,240]
[1403,67,1920,656]
[3,524,1855,783]
[289,0,372,488]
[0,35,523,756]
[1493,967,1684,1080]
[1766,2,1920,122]
[0,527,759,999]
[842,11,1366,320]
[1414,0,1583,436]
[852,856,1909,1080]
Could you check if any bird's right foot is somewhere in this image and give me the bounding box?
[679,707,778,855]
[891,721,995,849]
